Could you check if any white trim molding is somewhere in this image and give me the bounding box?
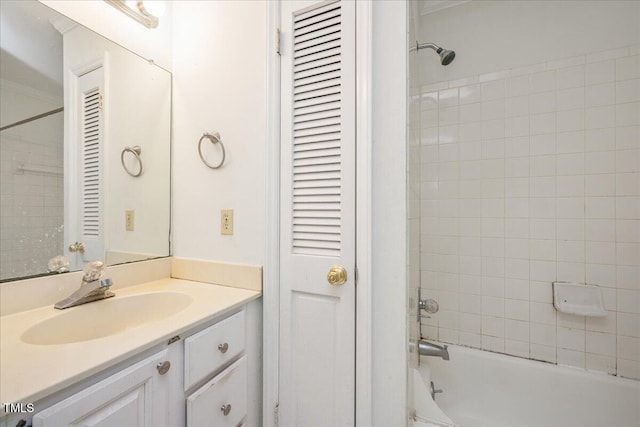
[263,1,281,427]
[355,0,373,425]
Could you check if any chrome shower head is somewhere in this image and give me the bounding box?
[438,48,456,66]
[412,42,456,66]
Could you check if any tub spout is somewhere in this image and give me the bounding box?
[418,340,450,360]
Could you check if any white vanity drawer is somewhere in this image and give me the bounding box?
[186,356,247,427]
[184,310,245,390]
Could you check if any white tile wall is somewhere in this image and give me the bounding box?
[419,45,640,380]
[0,120,64,280]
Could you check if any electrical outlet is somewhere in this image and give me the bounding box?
[125,210,135,231]
[221,209,233,235]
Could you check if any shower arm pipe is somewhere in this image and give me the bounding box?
[409,41,443,53]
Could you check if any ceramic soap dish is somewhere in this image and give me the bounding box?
[553,282,606,317]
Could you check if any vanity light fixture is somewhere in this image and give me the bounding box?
[105,0,165,29]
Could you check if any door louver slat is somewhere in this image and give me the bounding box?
[291,1,343,257]
[294,32,341,55]
[295,106,340,121]
[294,148,341,160]
[293,171,340,182]
[294,179,341,189]
[293,46,340,67]
[294,140,341,153]
[293,12,340,37]
[294,40,341,60]
[294,101,341,117]
[294,92,340,108]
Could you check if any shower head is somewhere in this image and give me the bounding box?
[439,48,456,66]
[412,42,456,66]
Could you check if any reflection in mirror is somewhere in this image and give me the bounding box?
[0,1,171,282]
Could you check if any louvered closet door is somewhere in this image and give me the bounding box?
[76,67,105,263]
[279,1,355,426]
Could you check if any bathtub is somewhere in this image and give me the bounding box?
[414,344,640,427]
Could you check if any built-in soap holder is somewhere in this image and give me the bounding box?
[553,282,606,317]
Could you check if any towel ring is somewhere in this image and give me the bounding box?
[198,132,225,169]
[121,145,143,177]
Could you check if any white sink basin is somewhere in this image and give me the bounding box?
[21,292,193,345]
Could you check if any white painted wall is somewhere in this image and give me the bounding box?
[171,3,267,424]
[171,1,267,266]
[40,0,173,71]
[371,1,408,425]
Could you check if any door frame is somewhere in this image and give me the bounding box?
[263,1,373,426]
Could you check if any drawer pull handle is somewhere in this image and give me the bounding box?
[218,343,229,353]
[156,361,171,375]
[221,404,232,416]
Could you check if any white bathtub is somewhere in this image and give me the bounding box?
[414,344,640,427]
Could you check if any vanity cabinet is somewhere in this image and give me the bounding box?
[32,349,176,427]
[6,300,262,427]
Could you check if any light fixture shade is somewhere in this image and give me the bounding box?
[105,0,160,29]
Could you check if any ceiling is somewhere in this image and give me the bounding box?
[421,0,472,15]
[0,1,65,97]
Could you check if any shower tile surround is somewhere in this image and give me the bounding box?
[0,136,63,279]
[0,115,64,280]
[419,45,640,380]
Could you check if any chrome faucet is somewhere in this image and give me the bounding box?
[418,340,450,360]
[54,261,114,309]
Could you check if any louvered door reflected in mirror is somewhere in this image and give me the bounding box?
[71,67,105,269]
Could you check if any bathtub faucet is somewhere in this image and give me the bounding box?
[418,340,450,360]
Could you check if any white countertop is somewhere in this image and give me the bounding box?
[0,278,260,411]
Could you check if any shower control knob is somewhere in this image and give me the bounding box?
[419,298,439,314]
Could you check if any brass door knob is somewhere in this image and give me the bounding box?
[68,242,85,253]
[327,265,347,286]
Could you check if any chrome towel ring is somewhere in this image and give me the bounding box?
[121,145,143,177]
[198,132,226,169]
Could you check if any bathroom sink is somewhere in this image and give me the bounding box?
[21,292,193,345]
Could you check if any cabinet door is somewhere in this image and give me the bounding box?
[187,356,247,427]
[33,350,171,427]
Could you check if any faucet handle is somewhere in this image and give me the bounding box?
[419,298,440,314]
[82,261,105,282]
[100,278,113,289]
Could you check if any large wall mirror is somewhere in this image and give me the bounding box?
[0,1,171,282]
